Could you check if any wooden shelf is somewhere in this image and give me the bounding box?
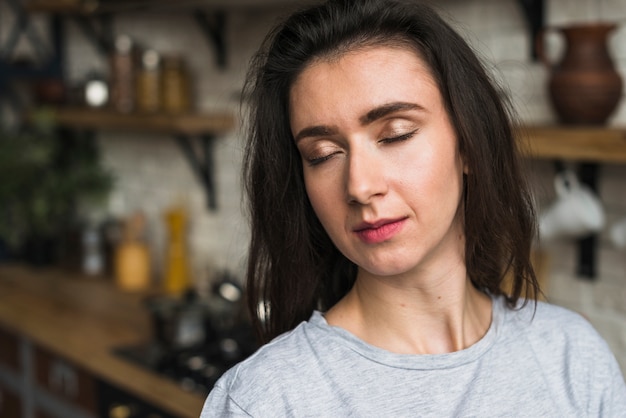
[44,110,626,164]
[520,125,626,163]
[41,107,235,210]
[45,111,626,164]
[47,107,235,136]
[26,0,317,14]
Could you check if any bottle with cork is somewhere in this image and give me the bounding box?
[163,205,191,296]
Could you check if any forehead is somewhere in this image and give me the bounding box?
[297,43,435,83]
[289,45,442,124]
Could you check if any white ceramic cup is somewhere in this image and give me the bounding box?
[609,217,626,249]
[539,170,605,241]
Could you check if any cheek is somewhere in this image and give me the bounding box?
[397,147,464,204]
[304,172,343,229]
[305,175,329,208]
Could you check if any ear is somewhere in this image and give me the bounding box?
[461,154,469,175]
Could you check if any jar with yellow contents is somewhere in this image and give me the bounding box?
[161,54,192,114]
[163,206,191,296]
[136,49,162,113]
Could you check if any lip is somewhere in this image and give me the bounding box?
[353,217,407,244]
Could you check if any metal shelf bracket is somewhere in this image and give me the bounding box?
[193,10,227,69]
[576,162,600,279]
[517,0,545,61]
[175,134,218,210]
[72,14,115,56]
[552,160,600,279]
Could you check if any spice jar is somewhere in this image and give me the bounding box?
[136,49,162,113]
[110,34,135,113]
[161,55,191,114]
[114,211,151,292]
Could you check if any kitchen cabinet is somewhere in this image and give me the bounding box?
[0,324,97,418]
[0,326,22,418]
[0,327,20,373]
[0,385,23,418]
[34,346,98,416]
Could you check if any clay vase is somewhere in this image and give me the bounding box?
[538,23,623,125]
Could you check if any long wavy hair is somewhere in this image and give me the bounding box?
[242,0,538,343]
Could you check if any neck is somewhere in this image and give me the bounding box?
[325,264,492,355]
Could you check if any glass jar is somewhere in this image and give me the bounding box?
[136,49,162,113]
[161,55,191,114]
[110,34,135,113]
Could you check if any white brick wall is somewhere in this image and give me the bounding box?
[4,0,625,373]
[81,0,626,374]
[440,0,626,375]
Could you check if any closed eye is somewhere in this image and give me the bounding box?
[307,151,341,166]
[380,129,418,144]
[308,154,331,166]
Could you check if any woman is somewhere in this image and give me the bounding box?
[201,0,626,416]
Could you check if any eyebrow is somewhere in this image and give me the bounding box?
[360,102,423,125]
[293,101,423,143]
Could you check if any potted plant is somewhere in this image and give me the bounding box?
[0,110,114,266]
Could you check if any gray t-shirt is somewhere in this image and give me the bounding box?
[201,296,626,417]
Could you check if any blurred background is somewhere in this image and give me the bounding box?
[0,0,625,417]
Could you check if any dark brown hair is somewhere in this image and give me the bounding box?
[242,0,538,343]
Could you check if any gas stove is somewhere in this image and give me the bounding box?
[114,326,257,396]
[113,273,257,399]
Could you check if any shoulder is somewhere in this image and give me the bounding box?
[204,314,329,414]
[505,299,602,347]
[223,321,316,383]
[497,298,626,414]
[501,298,623,384]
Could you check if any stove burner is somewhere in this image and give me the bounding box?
[114,334,255,396]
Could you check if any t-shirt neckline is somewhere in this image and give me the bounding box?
[309,294,503,370]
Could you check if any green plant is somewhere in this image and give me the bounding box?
[0,109,114,256]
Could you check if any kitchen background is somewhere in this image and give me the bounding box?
[1,0,625,377]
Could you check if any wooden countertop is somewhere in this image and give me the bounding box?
[0,264,205,418]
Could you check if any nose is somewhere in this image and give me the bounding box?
[345,146,388,204]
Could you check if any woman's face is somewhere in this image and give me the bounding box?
[289,46,466,279]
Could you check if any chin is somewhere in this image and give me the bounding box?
[356,260,419,278]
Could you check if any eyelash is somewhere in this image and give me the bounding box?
[307,153,337,166]
[306,129,418,166]
[380,129,418,144]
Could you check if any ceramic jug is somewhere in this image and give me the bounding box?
[538,23,623,125]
